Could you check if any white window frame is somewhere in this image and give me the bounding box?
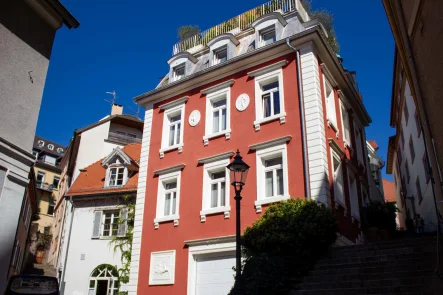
[172,63,185,81]
[354,122,364,165]
[339,100,351,147]
[203,87,231,145]
[53,176,60,189]
[255,143,289,212]
[36,171,45,183]
[259,26,276,47]
[212,45,228,65]
[323,75,338,131]
[253,68,286,131]
[330,148,346,211]
[154,170,181,228]
[348,170,360,222]
[200,158,230,222]
[101,209,120,237]
[106,166,127,187]
[160,103,185,158]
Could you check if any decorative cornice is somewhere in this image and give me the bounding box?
[247,60,288,77]
[249,135,292,150]
[207,33,240,47]
[184,235,235,247]
[153,164,185,176]
[159,96,188,110]
[251,12,287,28]
[197,151,235,164]
[320,63,338,87]
[200,79,235,95]
[101,147,132,167]
[167,51,198,65]
[328,139,345,158]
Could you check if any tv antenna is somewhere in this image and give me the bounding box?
[105,91,117,105]
[128,101,141,119]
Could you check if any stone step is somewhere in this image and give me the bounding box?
[327,244,437,259]
[303,269,434,284]
[316,251,435,266]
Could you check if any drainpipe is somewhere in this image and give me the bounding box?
[286,38,311,200]
[60,197,75,295]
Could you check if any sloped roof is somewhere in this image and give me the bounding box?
[383,179,396,203]
[67,143,141,197]
[368,140,379,151]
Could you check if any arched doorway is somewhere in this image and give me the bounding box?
[88,264,119,295]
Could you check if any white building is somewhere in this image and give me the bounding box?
[61,143,140,295]
[366,140,385,203]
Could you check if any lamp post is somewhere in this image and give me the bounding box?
[227,150,250,291]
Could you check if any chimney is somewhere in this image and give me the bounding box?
[111,103,123,116]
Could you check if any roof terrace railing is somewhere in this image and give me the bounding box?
[172,0,309,55]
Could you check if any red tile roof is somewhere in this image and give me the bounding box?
[67,143,141,196]
[368,140,379,150]
[383,179,396,203]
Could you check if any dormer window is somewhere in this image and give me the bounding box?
[173,64,185,81]
[260,26,276,46]
[213,46,228,65]
[108,167,124,186]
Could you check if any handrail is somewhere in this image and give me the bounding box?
[172,0,309,55]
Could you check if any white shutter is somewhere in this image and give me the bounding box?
[342,105,351,145]
[117,208,128,237]
[349,172,360,220]
[92,211,102,239]
[334,162,345,207]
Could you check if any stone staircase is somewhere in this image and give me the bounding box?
[24,263,57,277]
[294,235,443,294]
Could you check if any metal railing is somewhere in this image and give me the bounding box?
[107,132,142,144]
[172,0,309,55]
[36,182,54,192]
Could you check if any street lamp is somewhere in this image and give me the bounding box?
[227,150,249,290]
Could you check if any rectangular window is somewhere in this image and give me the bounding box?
[201,158,230,220]
[32,150,38,159]
[400,128,405,149]
[53,177,60,189]
[348,171,360,220]
[213,46,228,65]
[102,210,120,237]
[44,226,50,234]
[409,136,415,163]
[108,167,124,186]
[47,199,55,216]
[331,149,345,208]
[423,153,430,183]
[397,147,403,164]
[260,26,276,46]
[168,114,182,146]
[404,102,409,124]
[160,103,185,156]
[255,143,289,212]
[324,78,337,128]
[415,111,421,137]
[405,160,410,183]
[44,155,57,165]
[163,181,177,217]
[212,98,227,133]
[261,81,280,118]
[210,171,226,208]
[340,102,351,146]
[204,87,231,144]
[36,171,45,184]
[155,170,181,226]
[416,177,423,204]
[173,64,185,81]
[354,125,364,165]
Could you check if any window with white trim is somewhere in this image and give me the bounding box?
[354,124,364,165]
[172,63,185,81]
[154,170,181,227]
[331,148,345,209]
[204,87,231,143]
[36,171,45,184]
[255,143,289,212]
[259,26,276,46]
[200,158,230,221]
[340,101,351,146]
[324,77,337,129]
[91,208,128,239]
[254,68,285,129]
[348,170,360,221]
[213,46,228,65]
[108,167,124,186]
[161,104,185,155]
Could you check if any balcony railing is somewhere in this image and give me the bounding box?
[36,182,54,192]
[107,132,142,145]
[172,0,309,55]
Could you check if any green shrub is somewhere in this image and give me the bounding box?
[230,199,337,295]
[362,200,398,233]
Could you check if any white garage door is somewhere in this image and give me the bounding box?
[195,254,236,295]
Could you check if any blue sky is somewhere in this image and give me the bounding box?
[36,0,395,178]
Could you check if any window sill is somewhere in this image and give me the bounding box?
[200,206,231,222]
[327,119,339,138]
[159,144,183,158]
[254,195,289,213]
[203,129,231,146]
[154,215,180,229]
[104,185,124,189]
[254,112,286,131]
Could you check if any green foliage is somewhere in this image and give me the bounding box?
[109,195,135,284]
[36,232,52,250]
[230,199,337,295]
[301,0,340,55]
[362,201,398,233]
[177,25,200,41]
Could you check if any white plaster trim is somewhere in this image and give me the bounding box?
[154,170,182,229]
[320,63,338,87]
[200,206,231,222]
[187,241,236,295]
[168,51,198,64]
[200,79,235,94]
[207,33,240,47]
[159,144,183,158]
[197,151,234,164]
[127,103,154,295]
[202,129,231,145]
[204,87,231,144]
[328,139,344,157]
[101,147,132,167]
[253,113,286,131]
[184,235,235,247]
[249,135,292,150]
[159,96,189,110]
[153,164,185,176]
[247,60,287,77]
[251,12,287,28]
[254,195,290,213]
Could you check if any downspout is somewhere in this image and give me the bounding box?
[60,196,75,295]
[286,38,311,200]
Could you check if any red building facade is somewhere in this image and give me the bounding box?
[128,2,372,295]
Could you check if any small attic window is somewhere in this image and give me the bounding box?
[173,64,185,81]
[213,46,228,65]
[260,26,276,47]
[108,167,125,186]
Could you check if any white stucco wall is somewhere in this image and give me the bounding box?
[62,203,123,295]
